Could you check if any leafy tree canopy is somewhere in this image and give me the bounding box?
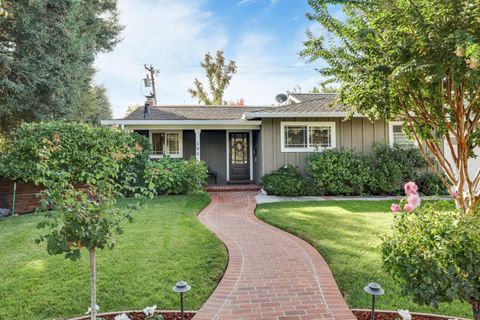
[189,50,237,105]
[302,0,480,213]
[0,0,122,133]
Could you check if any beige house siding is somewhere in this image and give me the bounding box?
[261,117,389,175]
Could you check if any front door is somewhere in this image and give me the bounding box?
[229,132,250,181]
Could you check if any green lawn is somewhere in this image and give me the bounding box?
[0,195,227,320]
[256,201,472,318]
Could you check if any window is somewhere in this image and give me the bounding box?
[150,131,182,158]
[281,122,336,152]
[389,122,415,147]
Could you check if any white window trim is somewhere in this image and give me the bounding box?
[149,130,183,159]
[388,121,418,147]
[280,122,336,153]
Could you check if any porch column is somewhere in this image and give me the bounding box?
[195,129,201,161]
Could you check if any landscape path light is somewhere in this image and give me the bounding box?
[364,282,385,320]
[173,280,191,320]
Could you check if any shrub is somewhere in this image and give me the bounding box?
[307,149,370,195]
[144,157,208,195]
[367,143,426,195]
[417,172,449,196]
[383,191,480,314]
[261,165,306,196]
[0,121,146,190]
[117,132,151,189]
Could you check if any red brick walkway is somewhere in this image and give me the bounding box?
[194,192,356,320]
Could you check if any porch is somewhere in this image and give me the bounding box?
[132,127,262,185]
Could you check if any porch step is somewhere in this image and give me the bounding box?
[207,184,260,192]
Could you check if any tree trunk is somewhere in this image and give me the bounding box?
[90,248,97,320]
[472,298,480,320]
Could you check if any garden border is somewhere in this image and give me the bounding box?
[68,310,196,320]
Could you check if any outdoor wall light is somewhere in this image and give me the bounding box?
[364,282,385,320]
[173,280,191,320]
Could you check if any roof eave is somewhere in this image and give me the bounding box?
[243,111,364,119]
[101,119,262,126]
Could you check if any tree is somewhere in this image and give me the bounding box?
[126,103,142,116]
[0,0,11,17]
[1,122,149,320]
[227,98,246,106]
[301,0,480,316]
[301,0,480,215]
[69,85,113,125]
[310,84,338,93]
[0,0,123,133]
[188,50,237,105]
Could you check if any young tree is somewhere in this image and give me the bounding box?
[188,50,237,105]
[0,122,149,320]
[301,0,480,215]
[0,0,123,133]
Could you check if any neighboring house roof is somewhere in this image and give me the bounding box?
[243,93,360,119]
[125,105,269,121]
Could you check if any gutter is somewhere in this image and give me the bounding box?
[243,111,366,120]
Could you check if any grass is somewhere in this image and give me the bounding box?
[0,194,227,320]
[256,200,472,318]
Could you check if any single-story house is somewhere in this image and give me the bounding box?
[102,93,420,185]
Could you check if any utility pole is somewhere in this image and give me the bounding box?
[144,64,159,105]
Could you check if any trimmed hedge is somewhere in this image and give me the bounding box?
[261,143,448,196]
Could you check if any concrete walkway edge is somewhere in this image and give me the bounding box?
[256,194,450,205]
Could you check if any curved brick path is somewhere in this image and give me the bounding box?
[194,191,356,320]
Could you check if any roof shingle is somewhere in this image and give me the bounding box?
[124,105,269,121]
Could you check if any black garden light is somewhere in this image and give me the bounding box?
[173,281,191,320]
[364,283,384,320]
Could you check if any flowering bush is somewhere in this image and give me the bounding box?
[382,182,480,316]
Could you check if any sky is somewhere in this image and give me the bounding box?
[94,0,339,118]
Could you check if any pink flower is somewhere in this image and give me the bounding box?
[450,189,458,199]
[407,194,421,210]
[391,203,402,212]
[404,181,418,196]
[404,203,414,213]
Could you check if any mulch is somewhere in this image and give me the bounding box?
[71,311,195,320]
[352,310,461,320]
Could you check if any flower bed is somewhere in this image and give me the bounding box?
[69,310,196,320]
[352,309,468,320]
